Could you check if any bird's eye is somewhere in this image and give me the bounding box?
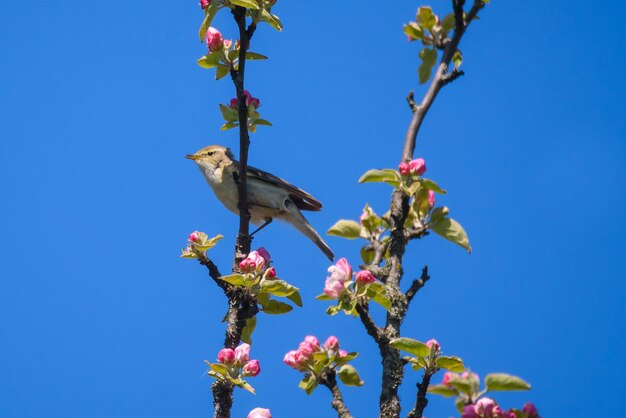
[206,151,214,156]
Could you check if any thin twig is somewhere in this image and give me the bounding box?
[405,266,430,305]
[320,370,354,418]
[406,371,434,418]
[355,303,385,346]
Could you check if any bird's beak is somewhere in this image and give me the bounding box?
[185,154,200,161]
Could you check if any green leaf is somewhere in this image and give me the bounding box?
[260,279,299,297]
[286,290,303,307]
[417,7,437,31]
[215,64,230,80]
[334,352,359,366]
[447,376,474,396]
[436,356,465,372]
[337,365,364,387]
[241,316,256,344]
[442,13,456,33]
[209,363,229,375]
[261,299,293,315]
[299,374,318,395]
[198,3,220,42]
[327,220,363,239]
[428,383,458,397]
[326,305,341,316]
[192,233,224,251]
[197,52,221,69]
[420,178,447,194]
[360,247,375,264]
[366,282,391,311]
[259,8,283,31]
[239,380,256,394]
[484,373,531,392]
[418,48,438,84]
[254,119,272,126]
[358,169,401,186]
[315,293,335,301]
[389,337,430,358]
[429,206,449,224]
[452,50,463,68]
[219,103,239,121]
[229,0,260,9]
[403,22,424,41]
[429,217,471,252]
[246,51,268,60]
[220,121,239,131]
[219,274,251,287]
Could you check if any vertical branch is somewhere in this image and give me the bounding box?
[407,372,434,418]
[320,371,354,418]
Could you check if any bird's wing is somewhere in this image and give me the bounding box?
[245,164,322,212]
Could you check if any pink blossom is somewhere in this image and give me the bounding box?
[223,39,232,49]
[409,158,426,175]
[188,231,199,242]
[486,405,502,418]
[200,0,210,9]
[461,405,478,418]
[522,403,538,417]
[327,258,352,283]
[338,349,348,357]
[398,161,410,175]
[426,339,440,352]
[243,90,251,99]
[229,98,239,108]
[356,270,376,285]
[234,343,250,364]
[242,359,260,377]
[205,27,224,52]
[283,350,299,368]
[298,341,316,356]
[428,190,436,207]
[359,208,370,225]
[239,258,256,272]
[323,279,345,298]
[462,371,480,385]
[304,336,320,350]
[442,372,457,387]
[256,247,271,263]
[502,411,516,418]
[247,250,267,271]
[217,348,235,364]
[324,336,339,350]
[265,267,277,278]
[248,408,272,418]
[475,398,497,417]
[246,96,261,108]
[294,349,311,365]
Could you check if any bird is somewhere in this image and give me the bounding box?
[186,145,334,261]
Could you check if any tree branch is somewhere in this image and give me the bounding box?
[406,371,433,418]
[405,266,430,306]
[320,370,354,418]
[356,303,385,346]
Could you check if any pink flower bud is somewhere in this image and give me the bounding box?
[486,405,502,418]
[398,162,410,175]
[294,349,311,365]
[298,341,316,356]
[243,90,251,99]
[234,343,250,364]
[324,336,339,351]
[522,403,538,418]
[247,251,266,272]
[200,0,210,9]
[242,359,260,377]
[304,336,320,350]
[503,411,517,418]
[217,348,235,364]
[475,398,497,417]
[256,247,270,263]
[248,408,272,418]
[229,98,239,108]
[246,96,260,108]
[409,158,426,175]
[205,27,223,52]
[356,270,376,285]
[461,405,478,418]
[239,258,256,272]
[265,267,276,278]
[188,231,199,242]
[461,371,480,385]
[426,339,440,352]
[283,350,298,369]
[338,349,348,357]
[223,39,232,49]
[442,372,457,386]
[428,190,436,208]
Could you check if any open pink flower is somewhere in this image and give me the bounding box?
[323,279,345,298]
[248,408,272,418]
[205,27,224,52]
[324,258,352,297]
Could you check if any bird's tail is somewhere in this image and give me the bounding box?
[283,203,334,261]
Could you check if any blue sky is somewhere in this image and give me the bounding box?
[1,1,625,417]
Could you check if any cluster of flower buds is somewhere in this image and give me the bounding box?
[461,398,539,418]
[229,90,261,110]
[398,158,427,176]
[181,230,223,258]
[283,336,347,371]
[247,408,272,418]
[216,343,261,377]
[239,247,272,275]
